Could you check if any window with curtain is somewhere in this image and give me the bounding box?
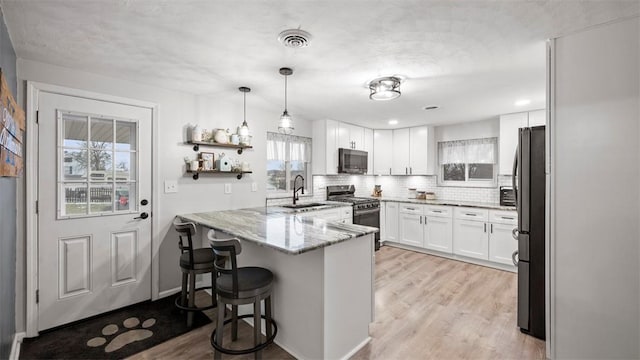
[267,132,312,193]
[438,137,497,187]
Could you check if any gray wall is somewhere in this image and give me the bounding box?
[0,7,17,359]
[552,17,639,358]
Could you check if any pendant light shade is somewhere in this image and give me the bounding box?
[369,76,401,101]
[278,67,294,134]
[238,86,250,136]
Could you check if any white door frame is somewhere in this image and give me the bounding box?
[25,81,160,337]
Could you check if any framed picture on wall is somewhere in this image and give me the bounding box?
[199,152,216,171]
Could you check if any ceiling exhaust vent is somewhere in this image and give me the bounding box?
[278,29,312,48]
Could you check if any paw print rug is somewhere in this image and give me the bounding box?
[20,295,211,359]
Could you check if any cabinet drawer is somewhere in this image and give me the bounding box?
[453,207,488,221]
[341,206,353,219]
[424,205,452,218]
[489,210,517,225]
[399,203,423,215]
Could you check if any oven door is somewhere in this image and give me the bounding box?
[353,208,380,242]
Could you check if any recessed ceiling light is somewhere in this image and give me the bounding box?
[424,105,439,110]
[388,120,398,125]
[515,99,531,106]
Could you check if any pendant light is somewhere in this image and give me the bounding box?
[278,67,294,134]
[238,86,251,136]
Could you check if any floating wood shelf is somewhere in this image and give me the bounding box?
[187,170,253,180]
[186,141,253,154]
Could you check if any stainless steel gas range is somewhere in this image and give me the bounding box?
[326,185,380,251]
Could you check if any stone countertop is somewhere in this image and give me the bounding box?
[371,196,516,211]
[177,203,377,255]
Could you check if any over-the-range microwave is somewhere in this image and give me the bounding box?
[338,148,368,174]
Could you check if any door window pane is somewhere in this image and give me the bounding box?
[62,183,88,216]
[116,121,136,151]
[89,184,113,213]
[115,183,136,211]
[90,118,114,150]
[89,147,113,181]
[443,164,465,181]
[114,151,135,181]
[62,149,87,180]
[63,114,88,148]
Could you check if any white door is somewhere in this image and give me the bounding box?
[489,223,518,265]
[391,128,410,175]
[399,212,423,247]
[384,202,398,242]
[37,92,152,331]
[453,219,489,260]
[424,216,453,253]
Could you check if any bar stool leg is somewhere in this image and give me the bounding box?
[180,272,188,311]
[232,305,238,341]
[215,300,225,360]
[187,272,196,327]
[210,271,217,307]
[254,299,262,360]
[265,296,273,339]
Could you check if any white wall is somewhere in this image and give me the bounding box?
[15,58,312,331]
[551,17,639,359]
[434,117,499,142]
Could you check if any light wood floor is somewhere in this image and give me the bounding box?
[129,246,545,360]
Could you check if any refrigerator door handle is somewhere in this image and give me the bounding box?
[512,228,519,240]
[512,250,519,266]
[512,145,518,209]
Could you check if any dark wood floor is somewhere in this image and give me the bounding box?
[129,245,545,359]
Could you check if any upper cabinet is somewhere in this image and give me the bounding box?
[391,126,436,175]
[373,130,393,175]
[391,129,411,175]
[498,109,546,175]
[338,122,365,150]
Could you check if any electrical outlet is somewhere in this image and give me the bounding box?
[224,183,232,194]
[251,182,258,192]
[164,180,178,193]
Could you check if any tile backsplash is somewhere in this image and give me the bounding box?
[266,175,512,206]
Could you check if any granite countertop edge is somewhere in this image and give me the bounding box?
[372,196,516,211]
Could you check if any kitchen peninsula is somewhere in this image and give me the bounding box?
[178,204,378,360]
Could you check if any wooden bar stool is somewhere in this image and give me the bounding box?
[173,218,216,327]
[209,239,277,360]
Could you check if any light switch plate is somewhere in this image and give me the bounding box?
[164,180,178,193]
[251,182,258,192]
[224,183,232,194]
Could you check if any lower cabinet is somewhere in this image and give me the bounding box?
[398,212,424,247]
[453,219,489,260]
[385,202,399,242]
[424,216,453,253]
[489,223,516,265]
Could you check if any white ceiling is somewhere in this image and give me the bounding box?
[2,1,638,128]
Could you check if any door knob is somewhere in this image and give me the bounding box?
[134,212,149,220]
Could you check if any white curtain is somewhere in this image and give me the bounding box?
[439,140,466,164]
[267,132,311,162]
[439,137,497,164]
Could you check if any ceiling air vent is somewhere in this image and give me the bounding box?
[278,29,312,48]
[424,105,439,110]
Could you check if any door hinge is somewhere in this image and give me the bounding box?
[35,200,38,214]
[36,289,39,304]
[36,110,39,124]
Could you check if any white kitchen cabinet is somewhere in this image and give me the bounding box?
[312,119,340,175]
[453,219,489,260]
[338,122,365,150]
[384,202,399,242]
[392,128,411,175]
[363,128,374,174]
[373,130,393,175]
[423,205,453,253]
[409,126,436,175]
[399,211,424,247]
[498,109,546,175]
[489,222,517,265]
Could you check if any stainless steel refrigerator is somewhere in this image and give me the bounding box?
[512,126,546,340]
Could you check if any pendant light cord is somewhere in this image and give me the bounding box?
[243,91,246,122]
[284,75,288,112]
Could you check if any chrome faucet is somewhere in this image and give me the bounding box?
[293,175,305,205]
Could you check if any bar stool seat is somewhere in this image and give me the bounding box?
[209,239,277,360]
[179,248,215,270]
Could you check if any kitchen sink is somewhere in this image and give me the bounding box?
[281,202,326,209]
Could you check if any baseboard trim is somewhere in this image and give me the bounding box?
[9,332,26,360]
[158,286,181,299]
[340,336,371,360]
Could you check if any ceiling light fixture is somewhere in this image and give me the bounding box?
[515,99,531,106]
[388,120,398,125]
[369,76,401,101]
[278,67,294,135]
[238,86,251,136]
